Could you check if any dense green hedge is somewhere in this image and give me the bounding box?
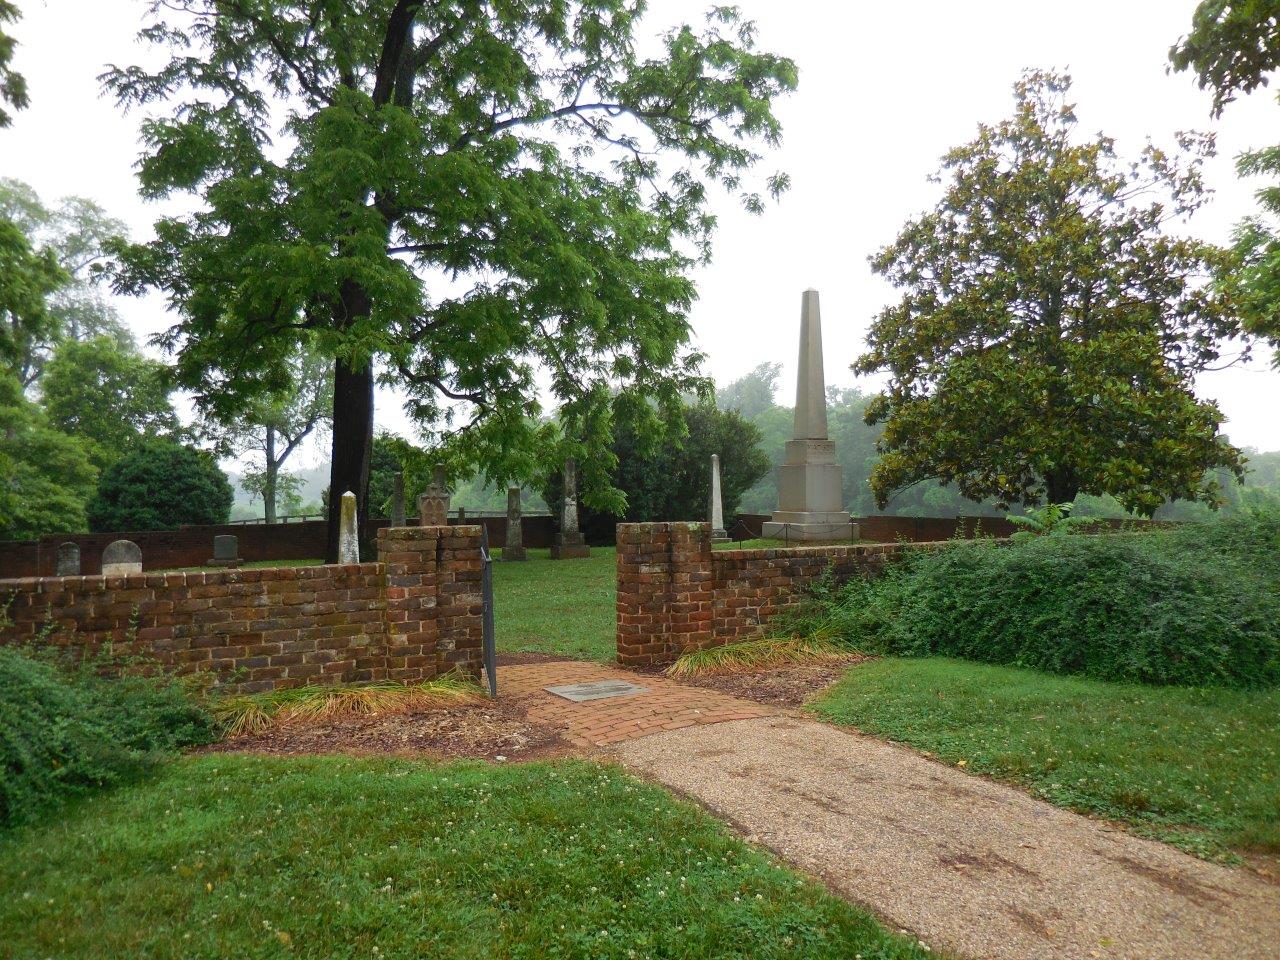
[0,648,217,827]
[805,511,1280,689]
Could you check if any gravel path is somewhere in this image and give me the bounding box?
[612,715,1280,960]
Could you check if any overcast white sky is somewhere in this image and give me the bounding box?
[3,0,1277,474]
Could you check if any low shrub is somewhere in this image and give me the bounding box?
[799,510,1280,689]
[0,647,217,827]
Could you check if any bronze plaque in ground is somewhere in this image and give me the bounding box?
[544,680,649,702]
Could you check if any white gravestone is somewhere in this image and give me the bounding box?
[101,539,142,576]
[709,453,729,543]
[338,491,360,564]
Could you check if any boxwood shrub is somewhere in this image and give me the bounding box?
[808,511,1280,689]
[0,648,217,827]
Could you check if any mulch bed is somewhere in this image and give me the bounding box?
[634,656,869,709]
[207,697,570,763]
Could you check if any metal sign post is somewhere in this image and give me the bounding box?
[479,524,498,698]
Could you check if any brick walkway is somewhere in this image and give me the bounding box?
[499,660,774,747]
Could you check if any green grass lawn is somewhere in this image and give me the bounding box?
[0,755,929,960]
[810,657,1280,862]
[492,547,616,661]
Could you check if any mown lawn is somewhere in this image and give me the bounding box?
[0,755,929,960]
[492,547,616,661]
[811,657,1280,861]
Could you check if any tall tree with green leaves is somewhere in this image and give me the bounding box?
[1172,2,1280,365]
[543,401,769,541]
[0,371,98,540]
[0,1,28,128]
[40,334,180,472]
[104,1,796,561]
[857,71,1244,516]
[0,180,130,342]
[0,180,131,386]
[208,347,333,523]
[0,218,67,385]
[1171,0,1280,117]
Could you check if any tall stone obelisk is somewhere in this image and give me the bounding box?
[762,289,855,542]
[708,453,729,543]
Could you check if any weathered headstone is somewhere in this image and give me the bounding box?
[762,289,856,542]
[338,491,360,564]
[55,541,81,577]
[390,471,406,527]
[417,466,450,526]
[550,457,590,559]
[457,505,466,522]
[101,539,142,577]
[503,485,527,561]
[709,453,730,543]
[207,534,242,568]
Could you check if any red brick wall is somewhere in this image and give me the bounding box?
[616,521,927,667]
[0,515,557,578]
[729,513,1169,544]
[0,526,483,693]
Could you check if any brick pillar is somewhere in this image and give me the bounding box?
[376,524,485,682]
[616,522,713,667]
[376,526,441,683]
[434,526,484,679]
[669,522,713,654]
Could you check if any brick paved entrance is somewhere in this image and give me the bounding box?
[499,660,774,747]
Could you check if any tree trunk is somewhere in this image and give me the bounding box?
[1044,469,1079,506]
[263,426,278,524]
[325,358,375,562]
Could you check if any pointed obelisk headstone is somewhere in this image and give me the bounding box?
[417,466,450,526]
[55,542,81,577]
[390,471,406,527]
[550,458,590,559]
[504,485,527,560]
[762,289,855,542]
[338,491,360,563]
[709,454,729,542]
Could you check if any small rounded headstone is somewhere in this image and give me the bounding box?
[101,539,142,577]
[55,541,81,577]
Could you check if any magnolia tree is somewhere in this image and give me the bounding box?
[857,71,1244,516]
[105,0,796,560]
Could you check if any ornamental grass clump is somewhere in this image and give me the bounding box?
[804,510,1280,689]
[0,646,217,827]
[213,675,483,737]
[667,635,854,678]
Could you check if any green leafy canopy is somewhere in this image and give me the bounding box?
[857,70,1244,517]
[1170,0,1280,117]
[0,0,28,127]
[103,1,798,541]
[88,438,234,532]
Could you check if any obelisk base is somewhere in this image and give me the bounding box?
[710,527,730,544]
[549,533,591,559]
[762,513,857,542]
[502,546,527,561]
